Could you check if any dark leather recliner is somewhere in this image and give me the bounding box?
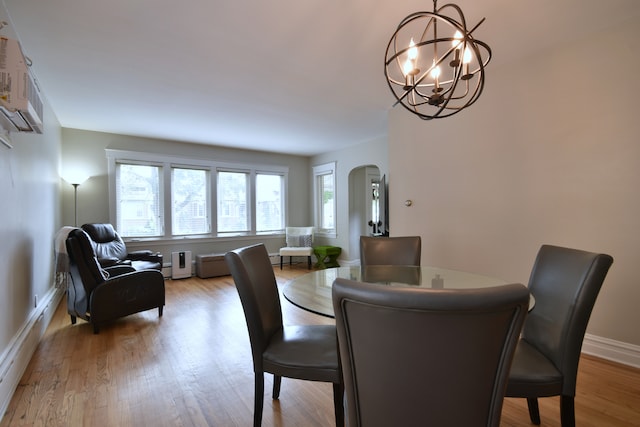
[66,228,165,334]
[81,223,163,271]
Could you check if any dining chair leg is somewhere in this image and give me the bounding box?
[527,397,541,425]
[272,375,282,399]
[333,382,345,427]
[560,396,575,427]
[254,372,265,427]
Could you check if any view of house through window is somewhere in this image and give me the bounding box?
[256,173,284,232]
[313,162,336,236]
[108,150,288,239]
[116,163,163,237]
[172,167,209,235]
[217,170,248,233]
[320,173,335,229]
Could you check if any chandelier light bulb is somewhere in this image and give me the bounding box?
[452,31,463,48]
[463,46,472,64]
[403,58,414,77]
[403,38,419,77]
[407,38,418,60]
[430,60,441,79]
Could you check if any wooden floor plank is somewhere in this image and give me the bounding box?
[1,265,639,426]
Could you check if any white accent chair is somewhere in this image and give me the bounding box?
[279,227,314,269]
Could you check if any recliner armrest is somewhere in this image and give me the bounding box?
[90,270,165,323]
[103,264,136,277]
[98,257,130,267]
[128,250,162,262]
[128,249,153,258]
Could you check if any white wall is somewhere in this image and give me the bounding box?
[389,18,640,347]
[61,128,313,259]
[0,42,63,418]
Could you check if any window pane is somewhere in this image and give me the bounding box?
[256,174,283,232]
[116,163,163,237]
[320,173,335,229]
[217,171,248,232]
[172,167,209,235]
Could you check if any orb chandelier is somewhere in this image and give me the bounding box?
[384,0,492,120]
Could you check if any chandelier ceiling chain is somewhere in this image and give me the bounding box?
[384,0,492,120]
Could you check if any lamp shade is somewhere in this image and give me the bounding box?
[61,171,90,186]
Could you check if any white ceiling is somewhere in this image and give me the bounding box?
[4,0,640,156]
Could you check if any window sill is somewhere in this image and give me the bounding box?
[124,231,284,245]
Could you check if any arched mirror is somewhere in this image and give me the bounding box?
[368,174,387,236]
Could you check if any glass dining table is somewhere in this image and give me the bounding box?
[282,265,534,318]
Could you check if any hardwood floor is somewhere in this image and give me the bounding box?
[2,265,639,426]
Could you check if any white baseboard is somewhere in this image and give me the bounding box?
[0,286,64,422]
[582,333,640,368]
[269,253,281,265]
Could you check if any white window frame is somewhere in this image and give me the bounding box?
[171,165,211,236]
[312,161,337,238]
[114,161,165,238]
[216,168,251,234]
[255,171,286,232]
[106,149,288,240]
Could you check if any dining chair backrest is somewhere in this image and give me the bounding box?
[333,278,529,427]
[359,235,421,266]
[225,243,283,368]
[226,243,344,427]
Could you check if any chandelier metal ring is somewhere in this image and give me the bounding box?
[384,1,492,120]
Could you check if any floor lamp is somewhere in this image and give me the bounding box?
[72,183,80,227]
[62,174,89,227]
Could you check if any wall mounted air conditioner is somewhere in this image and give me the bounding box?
[0,36,43,134]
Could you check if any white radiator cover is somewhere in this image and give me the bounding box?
[171,251,192,279]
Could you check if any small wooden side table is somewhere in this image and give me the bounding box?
[313,246,342,269]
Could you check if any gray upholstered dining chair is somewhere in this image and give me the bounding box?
[225,243,344,427]
[332,278,529,427]
[359,235,421,266]
[506,244,613,427]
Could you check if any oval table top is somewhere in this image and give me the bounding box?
[282,265,533,318]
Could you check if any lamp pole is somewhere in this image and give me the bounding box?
[72,183,79,226]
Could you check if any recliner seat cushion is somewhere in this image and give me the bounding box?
[131,260,162,271]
